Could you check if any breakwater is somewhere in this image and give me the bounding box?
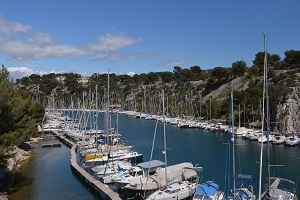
[51,130,122,200]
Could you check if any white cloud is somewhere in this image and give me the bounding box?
[93,52,158,62]
[86,33,143,52]
[163,60,185,67]
[0,15,32,35]
[0,16,144,62]
[7,66,74,80]
[127,71,136,77]
[0,32,87,61]
[7,66,43,80]
[7,66,137,81]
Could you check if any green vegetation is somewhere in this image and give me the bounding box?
[0,65,45,168]
[8,49,300,133]
[0,48,298,176]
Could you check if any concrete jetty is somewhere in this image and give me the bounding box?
[51,130,122,200]
[42,143,61,148]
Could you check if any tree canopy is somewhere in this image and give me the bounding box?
[0,65,45,168]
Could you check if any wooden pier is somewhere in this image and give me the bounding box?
[51,130,122,200]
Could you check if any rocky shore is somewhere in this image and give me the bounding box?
[0,137,43,200]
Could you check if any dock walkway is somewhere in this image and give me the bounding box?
[51,130,122,200]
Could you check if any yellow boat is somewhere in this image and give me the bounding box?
[103,144,124,149]
[85,153,107,161]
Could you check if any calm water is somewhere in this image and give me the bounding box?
[8,136,98,200]
[109,113,300,197]
[9,112,300,199]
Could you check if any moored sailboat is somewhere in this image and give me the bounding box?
[145,90,200,200]
[272,131,286,145]
[284,130,299,146]
[259,34,298,200]
[226,90,256,200]
[192,181,225,200]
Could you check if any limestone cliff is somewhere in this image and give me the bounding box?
[276,86,300,134]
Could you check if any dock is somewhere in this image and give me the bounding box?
[42,143,62,148]
[50,129,122,200]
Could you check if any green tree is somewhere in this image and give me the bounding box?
[0,64,10,80]
[180,68,194,82]
[210,67,230,83]
[173,66,182,79]
[0,77,45,167]
[232,60,247,77]
[247,65,259,77]
[28,74,41,84]
[270,54,281,66]
[190,65,202,79]
[253,52,265,72]
[284,50,300,69]
[161,72,175,83]
[146,72,159,83]
[253,52,280,73]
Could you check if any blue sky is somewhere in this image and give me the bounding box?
[1,0,300,79]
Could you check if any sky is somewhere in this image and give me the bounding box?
[1,0,300,80]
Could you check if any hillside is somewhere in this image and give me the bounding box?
[14,65,300,134]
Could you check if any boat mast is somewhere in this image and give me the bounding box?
[226,89,233,198]
[105,70,110,144]
[239,104,241,128]
[210,97,212,124]
[264,33,271,197]
[259,33,269,199]
[162,89,168,187]
[95,85,99,139]
[231,90,236,196]
[199,92,202,119]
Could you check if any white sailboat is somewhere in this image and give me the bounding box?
[272,131,286,144]
[113,160,164,189]
[258,133,273,143]
[260,34,298,200]
[124,162,198,191]
[284,130,299,146]
[146,90,199,200]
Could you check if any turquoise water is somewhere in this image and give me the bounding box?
[9,112,300,199]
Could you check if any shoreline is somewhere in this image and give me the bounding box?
[0,137,43,200]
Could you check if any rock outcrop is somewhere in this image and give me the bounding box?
[202,77,250,103]
[276,86,300,134]
[0,147,30,195]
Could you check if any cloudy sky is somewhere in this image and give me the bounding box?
[1,0,300,79]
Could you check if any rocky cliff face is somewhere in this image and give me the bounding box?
[276,86,300,134]
[202,77,250,103]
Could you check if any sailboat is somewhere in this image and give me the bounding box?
[146,90,199,200]
[260,34,298,200]
[227,90,256,200]
[192,181,225,200]
[272,131,286,145]
[284,130,299,146]
[83,70,142,169]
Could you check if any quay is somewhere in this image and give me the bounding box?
[42,143,62,148]
[49,129,122,200]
